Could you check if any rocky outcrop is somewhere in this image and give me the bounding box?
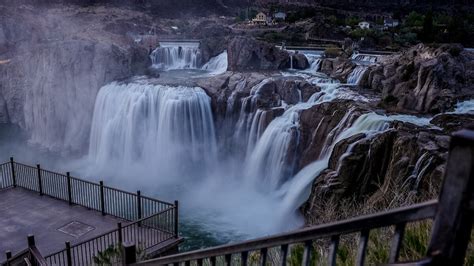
[319,57,356,82]
[0,4,151,153]
[227,37,290,71]
[431,113,474,133]
[364,44,474,114]
[291,53,310,70]
[297,100,369,168]
[303,121,449,224]
[196,72,319,120]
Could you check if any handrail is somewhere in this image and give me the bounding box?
[136,200,438,265]
[0,159,180,266]
[29,246,48,266]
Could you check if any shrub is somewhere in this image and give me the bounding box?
[324,46,341,58]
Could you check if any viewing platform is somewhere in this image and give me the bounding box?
[0,159,181,265]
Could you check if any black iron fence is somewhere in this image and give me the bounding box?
[0,159,179,266]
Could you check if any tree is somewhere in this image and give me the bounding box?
[421,10,434,43]
[405,11,424,27]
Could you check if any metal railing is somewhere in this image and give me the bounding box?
[0,159,179,266]
[130,129,474,266]
[4,236,47,266]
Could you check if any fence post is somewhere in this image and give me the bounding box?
[65,242,72,266]
[174,200,179,238]
[27,234,35,247]
[6,250,12,266]
[66,172,72,205]
[137,190,142,222]
[9,157,16,187]
[428,129,474,265]
[36,164,43,196]
[122,242,137,265]
[100,181,105,216]
[118,222,123,244]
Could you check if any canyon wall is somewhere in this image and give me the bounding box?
[0,4,150,153]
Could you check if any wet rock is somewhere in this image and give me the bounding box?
[431,113,474,133]
[290,53,310,70]
[319,57,356,82]
[303,122,449,225]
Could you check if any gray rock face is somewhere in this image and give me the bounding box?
[291,53,309,70]
[364,44,474,114]
[0,5,150,153]
[319,57,356,82]
[302,118,450,225]
[227,37,290,71]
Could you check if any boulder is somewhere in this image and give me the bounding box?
[227,37,290,71]
[319,57,356,82]
[291,53,309,70]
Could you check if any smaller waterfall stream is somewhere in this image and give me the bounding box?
[201,51,228,75]
[347,65,369,85]
[151,42,201,70]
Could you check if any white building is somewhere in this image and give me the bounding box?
[252,12,268,25]
[384,18,400,29]
[358,21,370,29]
[273,12,287,21]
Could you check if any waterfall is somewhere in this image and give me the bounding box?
[243,107,300,191]
[201,51,228,75]
[347,65,368,85]
[290,55,294,69]
[150,42,201,70]
[351,53,379,63]
[308,58,322,72]
[451,99,474,114]
[88,81,217,177]
[231,79,279,157]
[275,111,394,225]
[404,152,433,190]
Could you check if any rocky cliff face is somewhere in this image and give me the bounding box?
[0,4,150,153]
[227,37,290,71]
[364,44,474,114]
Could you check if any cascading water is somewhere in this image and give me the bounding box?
[151,42,201,70]
[451,99,474,114]
[347,65,368,85]
[88,81,217,180]
[201,51,228,75]
[351,53,379,63]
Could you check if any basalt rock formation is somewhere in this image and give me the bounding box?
[291,53,310,70]
[303,117,450,224]
[227,37,290,71]
[319,57,357,82]
[364,44,474,114]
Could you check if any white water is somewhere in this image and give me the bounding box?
[201,51,228,75]
[88,81,217,181]
[451,99,474,114]
[347,65,369,85]
[351,53,379,63]
[151,42,201,70]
